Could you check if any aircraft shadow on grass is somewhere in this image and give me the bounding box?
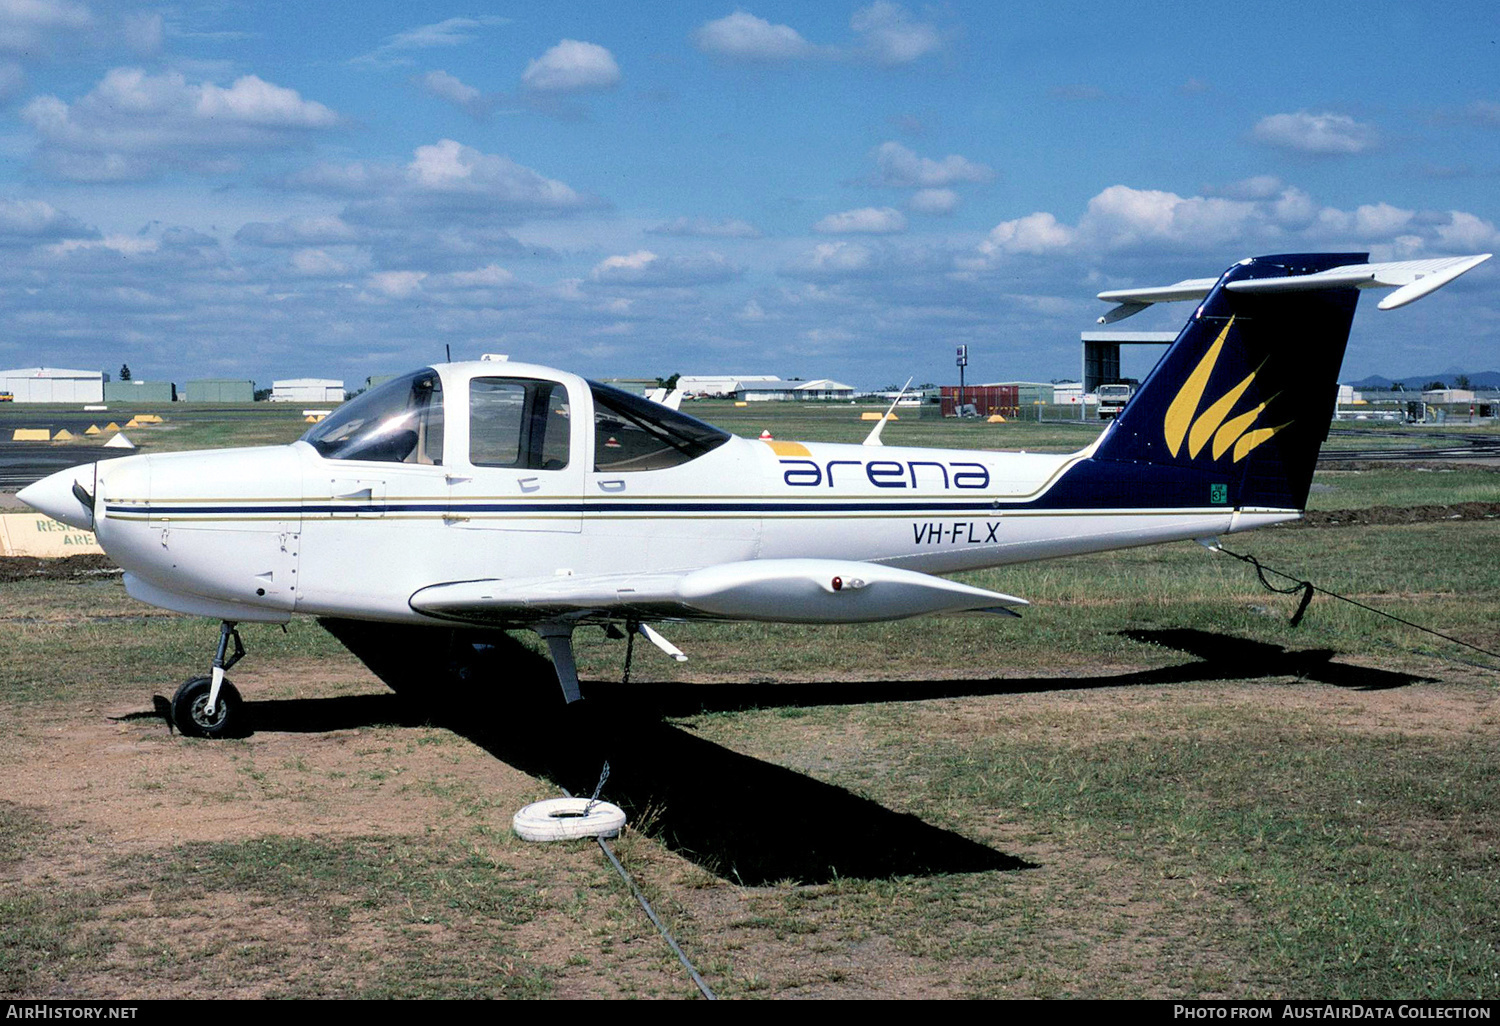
[138,626,1427,885]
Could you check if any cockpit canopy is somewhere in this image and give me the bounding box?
[301,367,731,472]
[302,368,443,464]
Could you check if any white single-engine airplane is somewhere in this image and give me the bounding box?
[19,251,1491,737]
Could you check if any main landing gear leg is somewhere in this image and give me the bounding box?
[535,622,583,704]
[171,621,247,739]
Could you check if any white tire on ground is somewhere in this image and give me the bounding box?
[512,798,626,842]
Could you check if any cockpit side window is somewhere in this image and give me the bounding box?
[589,381,730,472]
[470,378,571,470]
[302,369,443,464]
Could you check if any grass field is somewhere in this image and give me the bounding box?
[0,400,1496,999]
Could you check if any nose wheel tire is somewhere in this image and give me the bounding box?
[171,675,246,739]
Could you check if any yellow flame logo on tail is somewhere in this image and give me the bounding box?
[1163,318,1232,457]
[1163,317,1290,463]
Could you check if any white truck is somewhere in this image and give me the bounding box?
[1096,383,1134,420]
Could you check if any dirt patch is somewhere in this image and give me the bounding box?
[0,554,119,582]
[1295,501,1500,528]
[0,666,546,854]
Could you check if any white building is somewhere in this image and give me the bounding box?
[678,374,779,398]
[0,367,104,403]
[793,379,855,400]
[270,378,345,403]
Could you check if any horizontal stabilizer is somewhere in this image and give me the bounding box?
[410,558,1027,626]
[1097,254,1490,322]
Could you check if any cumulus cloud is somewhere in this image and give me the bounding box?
[365,269,427,299]
[780,240,882,279]
[874,141,993,187]
[286,140,594,228]
[1433,210,1500,251]
[813,206,907,234]
[909,188,959,215]
[1252,111,1377,155]
[0,197,95,244]
[850,2,943,64]
[693,5,944,66]
[405,139,573,200]
[521,39,620,93]
[646,216,762,238]
[963,183,1499,272]
[1080,184,1262,249]
[23,67,340,180]
[692,11,817,61]
[978,212,1076,256]
[591,249,742,286]
[415,69,494,118]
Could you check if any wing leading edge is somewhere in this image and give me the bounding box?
[409,558,1027,626]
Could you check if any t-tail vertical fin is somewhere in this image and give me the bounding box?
[1086,252,1489,511]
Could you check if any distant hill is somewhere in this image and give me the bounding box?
[1347,370,1500,390]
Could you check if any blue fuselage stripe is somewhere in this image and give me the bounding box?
[109,499,1007,516]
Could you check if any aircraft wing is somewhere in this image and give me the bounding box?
[408,558,1027,626]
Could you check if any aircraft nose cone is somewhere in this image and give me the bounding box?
[17,462,97,530]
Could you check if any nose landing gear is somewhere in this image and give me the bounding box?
[171,621,247,739]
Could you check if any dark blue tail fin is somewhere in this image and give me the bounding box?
[1092,253,1366,511]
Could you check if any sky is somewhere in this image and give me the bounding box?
[0,1,1496,390]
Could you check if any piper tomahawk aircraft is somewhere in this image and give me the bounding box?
[19,251,1491,737]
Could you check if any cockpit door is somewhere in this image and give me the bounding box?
[446,374,584,534]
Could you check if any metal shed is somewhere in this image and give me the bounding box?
[104,380,176,403]
[184,379,255,402]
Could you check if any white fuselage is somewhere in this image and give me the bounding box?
[77,360,1293,625]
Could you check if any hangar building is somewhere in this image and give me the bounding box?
[271,378,345,403]
[0,367,105,403]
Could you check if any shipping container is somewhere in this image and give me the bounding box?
[940,385,1018,418]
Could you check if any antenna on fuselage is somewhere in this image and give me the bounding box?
[863,377,912,447]
[445,344,451,362]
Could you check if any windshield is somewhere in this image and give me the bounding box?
[302,368,444,464]
[590,381,730,472]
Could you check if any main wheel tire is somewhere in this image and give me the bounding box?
[171,676,246,739]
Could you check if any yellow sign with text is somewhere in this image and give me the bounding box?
[0,513,103,556]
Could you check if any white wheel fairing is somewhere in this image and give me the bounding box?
[512,798,626,841]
